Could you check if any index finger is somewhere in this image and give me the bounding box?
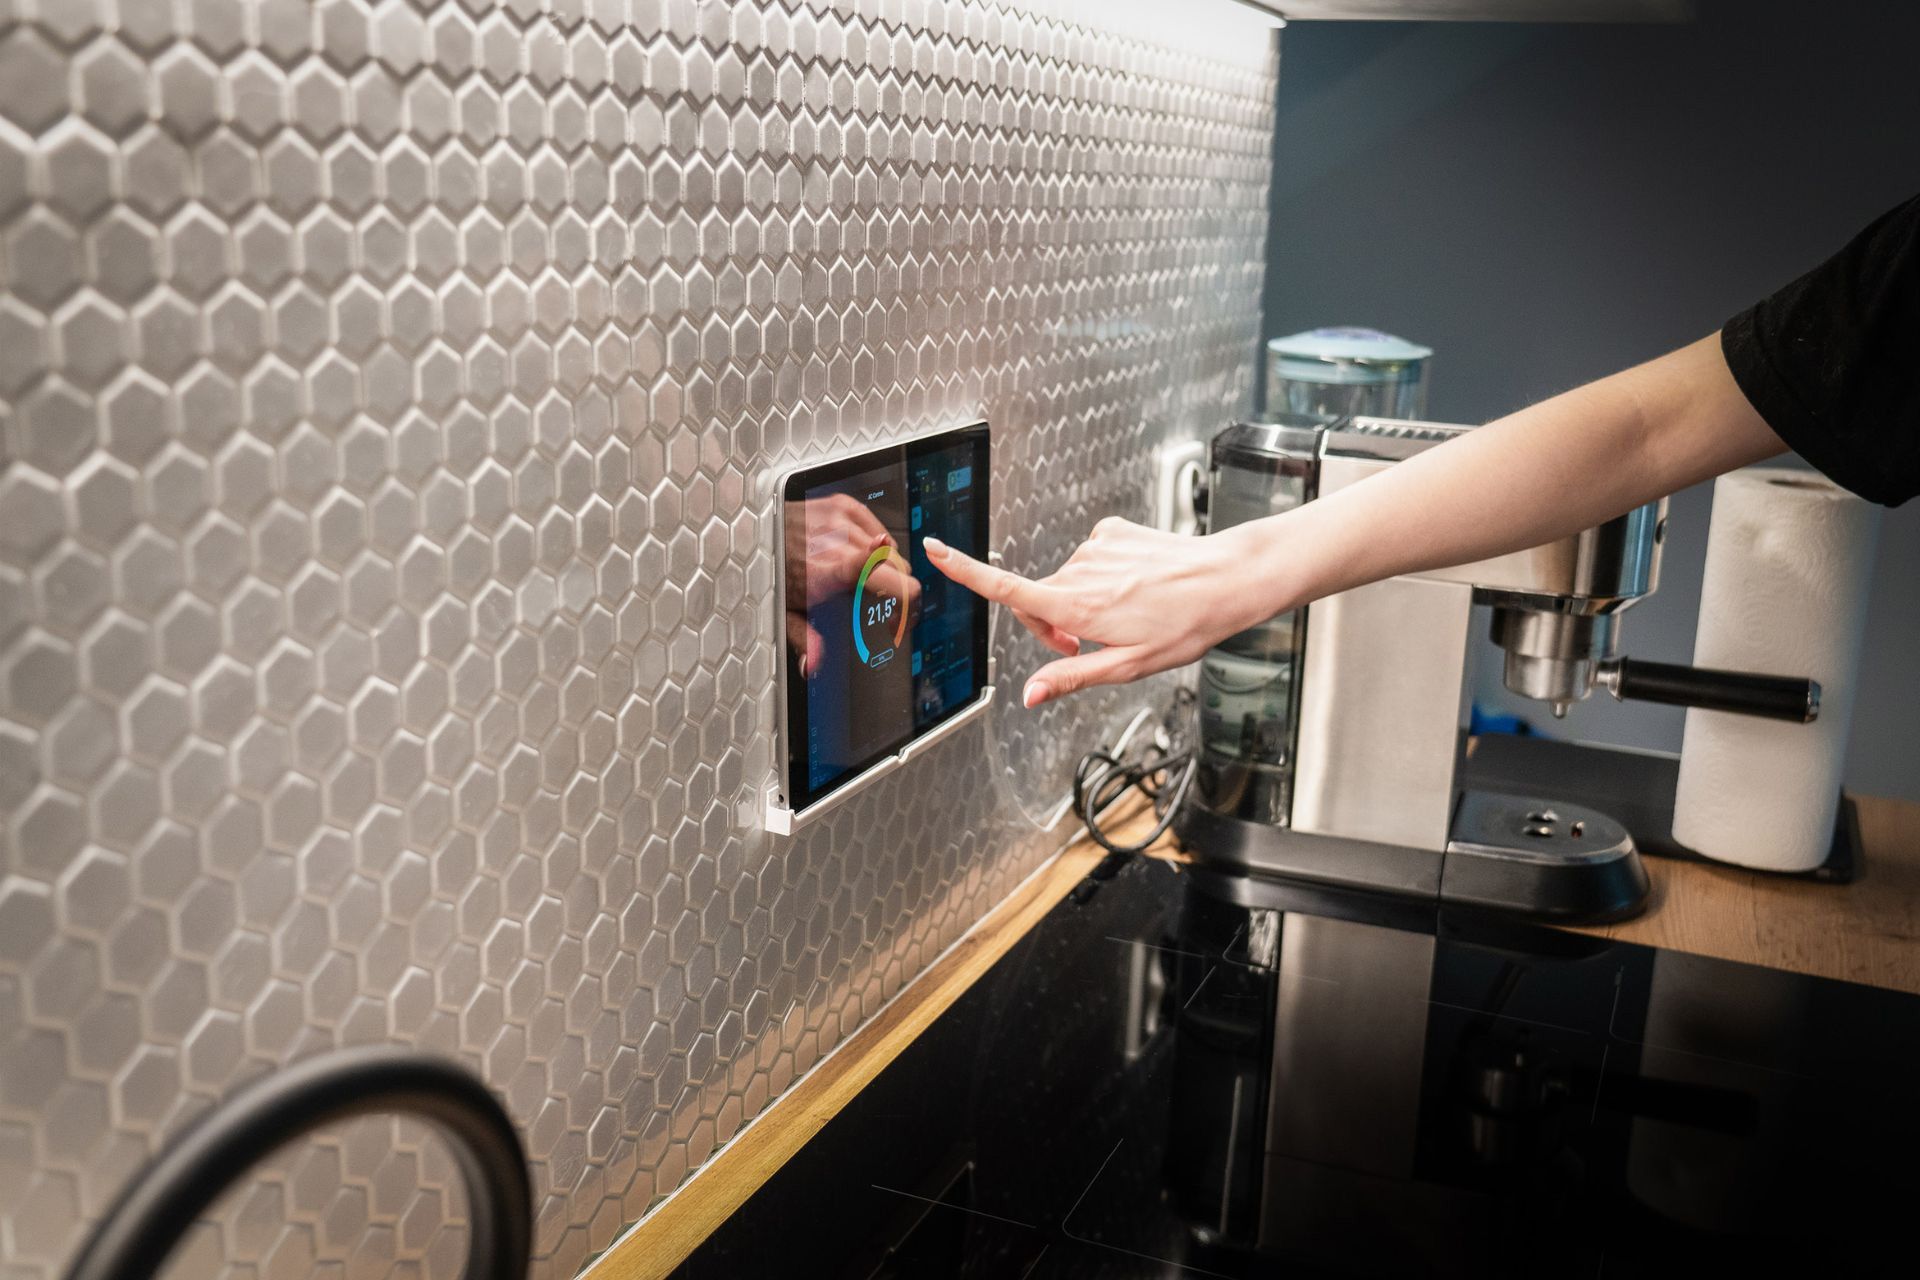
[922,538,1071,623]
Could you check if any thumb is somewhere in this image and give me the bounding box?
[1022,645,1140,708]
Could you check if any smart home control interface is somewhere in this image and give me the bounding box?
[780,424,989,812]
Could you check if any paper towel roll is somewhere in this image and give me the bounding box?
[1671,468,1881,871]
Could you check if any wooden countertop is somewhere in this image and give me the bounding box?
[589,790,1920,1279]
[1564,793,1920,991]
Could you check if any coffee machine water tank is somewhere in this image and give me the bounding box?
[1194,420,1326,826]
[1266,327,1432,421]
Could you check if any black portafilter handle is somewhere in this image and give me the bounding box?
[63,1046,531,1280]
[1602,657,1821,724]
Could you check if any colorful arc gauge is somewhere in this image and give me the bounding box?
[851,544,909,666]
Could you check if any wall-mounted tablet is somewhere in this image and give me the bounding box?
[770,423,992,830]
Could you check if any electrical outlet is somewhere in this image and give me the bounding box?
[1152,440,1207,535]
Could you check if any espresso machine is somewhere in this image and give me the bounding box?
[1174,417,1823,921]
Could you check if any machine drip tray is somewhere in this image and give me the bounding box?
[1459,734,1861,884]
[1172,791,1652,925]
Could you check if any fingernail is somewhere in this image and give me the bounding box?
[1023,680,1050,708]
[922,536,947,558]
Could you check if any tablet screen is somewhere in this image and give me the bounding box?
[780,424,990,812]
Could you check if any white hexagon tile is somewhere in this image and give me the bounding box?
[0,0,1278,1275]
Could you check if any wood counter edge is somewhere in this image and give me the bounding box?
[582,831,1119,1280]
[584,790,1919,1278]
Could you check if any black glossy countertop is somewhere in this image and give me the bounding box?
[676,856,1920,1277]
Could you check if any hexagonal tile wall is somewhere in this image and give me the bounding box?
[0,0,1277,1276]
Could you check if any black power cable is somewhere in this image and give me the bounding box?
[1072,686,1198,882]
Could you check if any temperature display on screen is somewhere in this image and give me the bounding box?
[853,545,909,667]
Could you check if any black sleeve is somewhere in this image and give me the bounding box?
[1720,193,1920,507]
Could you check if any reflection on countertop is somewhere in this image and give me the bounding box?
[677,856,1920,1278]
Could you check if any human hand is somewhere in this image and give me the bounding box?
[924,516,1287,708]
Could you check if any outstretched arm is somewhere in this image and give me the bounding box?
[926,333,1787,708]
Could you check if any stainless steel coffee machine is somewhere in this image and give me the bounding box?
[1175,417,1823,921]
